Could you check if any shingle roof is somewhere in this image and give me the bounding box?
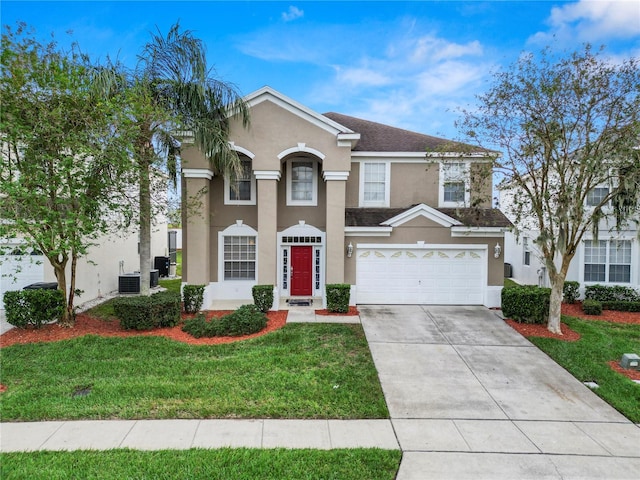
[345,207,512,228]
[323,112,479,153]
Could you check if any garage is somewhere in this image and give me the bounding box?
[0,250,45,306]
[355,244,486,305]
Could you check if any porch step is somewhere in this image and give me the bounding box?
[287,298,314,307]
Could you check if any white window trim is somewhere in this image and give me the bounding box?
[438,161,470,208]
[224,159,256,205]
[217,221,258,283]
[359,161,390,207]
[581,237,635,285]
[277,223,326,298]
[286,157,318,206]
[523,237,531,267]
[585,185,611,208]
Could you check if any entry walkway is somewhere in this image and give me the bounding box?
[360,305,640,479]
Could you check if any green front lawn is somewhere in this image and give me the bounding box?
[0,324,388,421]
[1,449,402,480]
[528,316,640,423]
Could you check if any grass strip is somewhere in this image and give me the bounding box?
[528,316,640,423]
[1,448,402,480]
[0,324,388,421]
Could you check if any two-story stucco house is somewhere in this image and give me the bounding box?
[180,87,510,309]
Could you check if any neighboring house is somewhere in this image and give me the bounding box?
[180,87,511,308]
[499,185,639,294]
[0,226,168,309]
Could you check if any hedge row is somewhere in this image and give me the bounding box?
[113,291,181,330]
[501,285,550,324]
[3,289,65,328]
[600,300,640,312]
[585,284,640,303]
[182,304,267,338]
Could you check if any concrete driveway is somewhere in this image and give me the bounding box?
[360,305,640,480]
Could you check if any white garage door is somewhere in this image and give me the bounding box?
[356,245,485,305]
[0,253,45,307]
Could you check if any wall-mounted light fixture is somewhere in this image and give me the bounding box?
[494,242,502,258]
[346,242,354,258]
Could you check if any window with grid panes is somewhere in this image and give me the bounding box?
[224,236,256,280]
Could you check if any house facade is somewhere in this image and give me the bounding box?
[500,187,639,294]
[181,87,510,308]
[0,227,168,309]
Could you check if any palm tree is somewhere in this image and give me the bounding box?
[129,23,250,294]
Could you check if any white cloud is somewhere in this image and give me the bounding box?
[334,66,391,87]
[529,0,640,45]
[411,36,483,63]
[282,6,304,22]
[236,18,491,137]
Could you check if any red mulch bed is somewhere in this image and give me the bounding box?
[562,302,640,324]
[315,306,360,316]
[608,361,640,381]
[505,319,581,342]
[0,310,288,348]
[505,303,640,383]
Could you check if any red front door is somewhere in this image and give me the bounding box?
[291,246,312,296]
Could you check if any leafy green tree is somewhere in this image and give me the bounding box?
[0,24,137,325]
[459,45,640,334]
[124,23,250,295]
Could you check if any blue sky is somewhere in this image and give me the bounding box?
[2,1,639,140]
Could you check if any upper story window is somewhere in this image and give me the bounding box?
[224,157,256,205]
[439,161,469,207]
[286,157,318,206]
[359,162,390,207]
[584,239,631,283]
[586,187,609,207]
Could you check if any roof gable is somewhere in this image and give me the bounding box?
[382,204,462,228]
[244,87,358,140]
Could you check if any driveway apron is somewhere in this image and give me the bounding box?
[360,305,640,480]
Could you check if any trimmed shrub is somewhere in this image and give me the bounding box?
[582,299,603,315]
[182,304,267,338]
[151,291,181,327]
[113,291,181,330]
[501,285,550,324]
[563,281,580,304]
[326,284,350,313]
[182,313,208,338]
[601,301,640,312]
[183,284,205,313]
[3,289,65,328]
[585,284,640,303]
[252,285,274,313]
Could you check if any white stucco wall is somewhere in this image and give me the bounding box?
[43,223,168,307]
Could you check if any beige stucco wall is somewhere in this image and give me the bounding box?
[228,101,352,172]
[390,163,439,207]
[182,95,355,285]
[344,215,503,286]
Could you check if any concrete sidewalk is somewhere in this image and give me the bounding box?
[360,305,640,480]
[1,419,398,452]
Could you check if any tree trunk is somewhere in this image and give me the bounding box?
[65,252,78,326]
[548,278,564,334]
[139,155,151,296]
[547,258,571,335]
[51,257,72,327]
